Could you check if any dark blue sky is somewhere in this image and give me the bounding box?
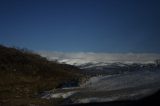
[0,0,160,52]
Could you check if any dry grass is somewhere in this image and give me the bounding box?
[0,45,83,106]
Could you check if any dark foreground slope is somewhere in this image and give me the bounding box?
[64,90,160,106]
[0,45,82,106]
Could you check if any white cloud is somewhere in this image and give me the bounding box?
[38,51,160,65]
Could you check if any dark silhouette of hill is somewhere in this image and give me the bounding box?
[0,45,83,106]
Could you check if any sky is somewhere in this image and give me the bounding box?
[0,0,160,53]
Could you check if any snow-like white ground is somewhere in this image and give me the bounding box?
[42,91,77,99]
[82,71,160,90]
[41,70,160,104]
[38,52,160,104]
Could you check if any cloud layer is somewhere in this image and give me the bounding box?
[38,52,160,65]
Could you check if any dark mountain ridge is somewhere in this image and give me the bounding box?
[0,45,83,106]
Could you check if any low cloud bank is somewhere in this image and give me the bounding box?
[38,52,160,65]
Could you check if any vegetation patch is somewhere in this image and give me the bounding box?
[0,45,83,106]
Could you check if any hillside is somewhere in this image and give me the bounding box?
[0,45,83,106]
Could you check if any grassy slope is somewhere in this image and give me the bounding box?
[0,45,83,106]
